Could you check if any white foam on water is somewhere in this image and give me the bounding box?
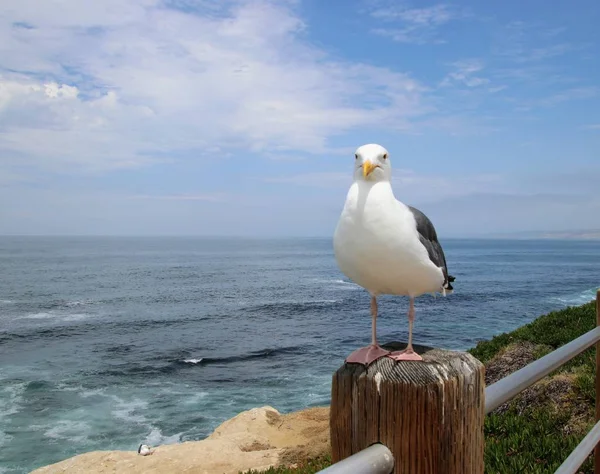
[65,300,94,307]
[313,279,361,290]
[0,430,13,447]
[552,288,598,306]
[62,313,93,322]
[18,311,94,323]
[1,382,26,418]
[111,396,149,425]
[144,427,182,446]
[58,385,107,399]
[182,391,209,405]
[20,312,54,319]
[80,388,107,398]
[0,299,13,304]
[43,420,92,444]
[183,358,203,364]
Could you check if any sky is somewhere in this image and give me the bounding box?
[1,0,599,237]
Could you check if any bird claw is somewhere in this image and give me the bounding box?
[387,348,423,362]
[345,345,390,366]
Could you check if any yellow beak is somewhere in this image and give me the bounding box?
[363,161,376,177]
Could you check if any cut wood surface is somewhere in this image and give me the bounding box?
[330,342,485,474]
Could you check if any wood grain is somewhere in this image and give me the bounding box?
[330,343,485,473]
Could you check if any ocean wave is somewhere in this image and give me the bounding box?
[42,420,92,444]
[244,299,340,315]
[18,311,93,322]
[177,345,306,367]
[20,312,54,319]
[0,382,27,420]
[314,279,361,290]
[111,396,149,425]
[0,430,13,448]
[552,288,598,306]
[95,345,306,379]
[0,299,14,304]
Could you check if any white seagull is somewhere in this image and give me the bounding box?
[333,144,454,365]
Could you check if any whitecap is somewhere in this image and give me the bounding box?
[0,299,13,304]
[62,313,92,322]
[111,396,149,425]
[20,312,54,319]
[1,382,26,418]
[312,278,361,290]
[552,288,598,306]
[183,358,203,364]
[65,300,93,307]
[43,420,91,444]
[182,391,209,405]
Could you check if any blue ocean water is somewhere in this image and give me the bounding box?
[0,237,599,473]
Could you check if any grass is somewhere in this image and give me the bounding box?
[241,299,598,474]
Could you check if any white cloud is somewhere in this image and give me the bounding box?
[440,59,491,88]
[0,0,430,173]
[369,3,466,44]
[370,3,455,24]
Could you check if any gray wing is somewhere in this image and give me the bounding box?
[408,206,455,290]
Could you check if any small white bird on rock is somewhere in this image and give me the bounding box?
[138,444,155,456]
[333,144,455,365]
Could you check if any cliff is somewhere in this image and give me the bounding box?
[31,406,330,474]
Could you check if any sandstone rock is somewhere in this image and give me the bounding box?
[31,406,330,474]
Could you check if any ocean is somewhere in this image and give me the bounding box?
[0,236,599,473]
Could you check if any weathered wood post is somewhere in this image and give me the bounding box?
[330,342,485,474]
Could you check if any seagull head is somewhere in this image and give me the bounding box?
[353,144,392,182]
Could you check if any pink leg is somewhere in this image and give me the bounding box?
[346,296,390,366]
[388,297,423,362]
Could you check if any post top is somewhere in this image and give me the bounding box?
[337,342,483,386]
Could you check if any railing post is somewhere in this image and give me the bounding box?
[330,343,485,473]
[594,289,600,474]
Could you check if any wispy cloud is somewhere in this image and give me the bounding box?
[0,0,431,174]
[539,87,599,106]
[369,3,465,44]
[584,124,600,130]
[440,59,490,88]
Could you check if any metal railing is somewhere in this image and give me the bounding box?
[318,289,600,474]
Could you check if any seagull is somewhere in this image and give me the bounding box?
[138,444,154,456]
[333,144,454,365]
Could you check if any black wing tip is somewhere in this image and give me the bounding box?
[448,275,455,282]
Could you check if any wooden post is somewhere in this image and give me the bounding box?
[330,343,485,474]
[594,289,600,474]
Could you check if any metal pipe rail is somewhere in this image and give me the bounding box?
[555,420,600,474]
[317,443,394,474]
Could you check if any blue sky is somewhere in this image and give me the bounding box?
[1,0,599,236]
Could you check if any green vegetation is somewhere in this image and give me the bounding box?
[472,300,597,473]
[242,299,598,474]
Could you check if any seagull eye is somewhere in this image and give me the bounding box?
[355,154,358,160]
[382,153,388,160]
